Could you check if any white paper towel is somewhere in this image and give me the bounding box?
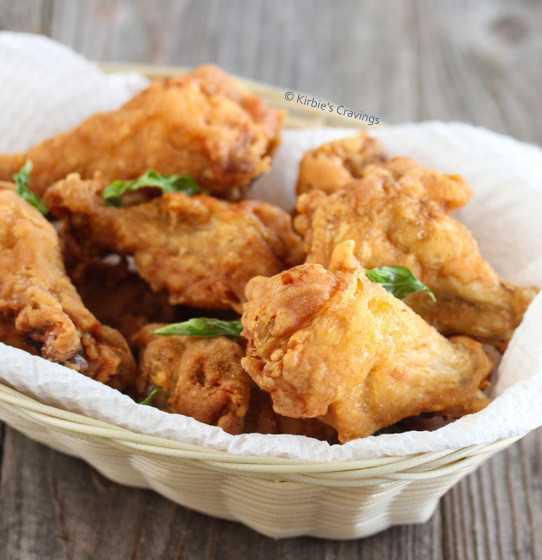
[0,33,541,461]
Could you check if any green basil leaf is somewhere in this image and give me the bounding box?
[153,318,243,339]
[103,170,204,207]
[13,160,48,215]
[365,266,436,301]
[139,387,162,406]
[153,270,432,344]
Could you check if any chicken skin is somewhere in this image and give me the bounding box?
[0,187,135,390]
[133,324,251,435]
[241,241,493,442]
[382,157,473,212]
[45,174,304,313]
[295,167,537,349]
[296,134,472,212]
[0,65,284,199]
[296,132,389,196]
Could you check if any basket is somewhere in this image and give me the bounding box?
[0,384,521,539]
[0,65,526,540]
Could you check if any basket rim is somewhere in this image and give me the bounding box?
[0,381,524,475]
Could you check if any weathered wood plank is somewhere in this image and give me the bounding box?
[0,422,3,486]
[0,0,53,34]
[415,0,542,143]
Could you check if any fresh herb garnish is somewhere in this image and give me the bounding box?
[103,170,203,207]
[139,387,162,406]
[365,266,436,301]
[13,160,48,215]
[153,318,243,339]
[153,270,432,342]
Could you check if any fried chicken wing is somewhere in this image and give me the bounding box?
[0,188,136,389]
[295,167,537,349]
[241,241,493,442]
[133,324,251,435]
[296,134,472,212]
[0,65,284,199]
[45,174,304,313]
[296,132,388,196]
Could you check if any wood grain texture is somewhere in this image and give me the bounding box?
[0,0,541,558]
[0,0,52,35]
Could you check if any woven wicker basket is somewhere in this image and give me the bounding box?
[0,66,526,540]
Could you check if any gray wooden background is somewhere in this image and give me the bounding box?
[1,1,541,559]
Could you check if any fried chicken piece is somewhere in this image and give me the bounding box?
[295,168,537,349]
[296,133,389,196]
[0,188,136,389]
[241,241,493,442]
[133,324,251,435]
[296,134,472,212]
[0,65,284,199]
[45,174,304,312]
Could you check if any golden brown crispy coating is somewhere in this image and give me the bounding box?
[296,133,389,196]
[132,324,251,435]
[0,65,284,199]
[241,241,494,442]
[45,174,304,312]
[0,188,136,389]
[382,157,473,212]
[296,134,472,212]
[0,181,16,192]
[295,168,537,349]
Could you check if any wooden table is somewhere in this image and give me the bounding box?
[1,1,541,558]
